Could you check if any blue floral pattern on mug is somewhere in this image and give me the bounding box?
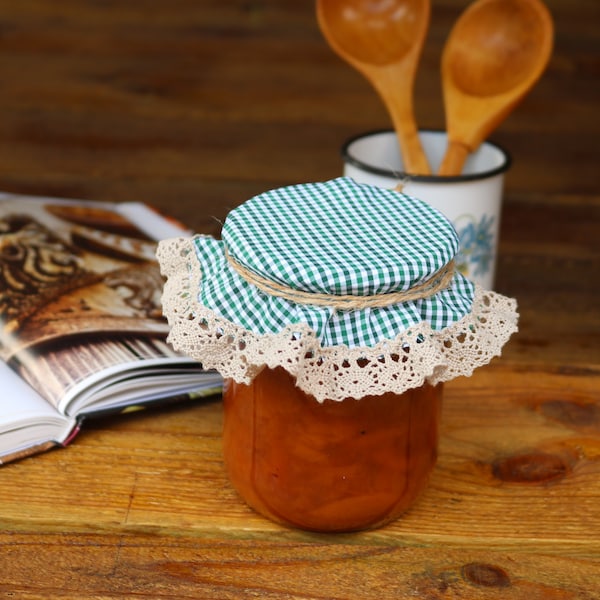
[454,214,495,278]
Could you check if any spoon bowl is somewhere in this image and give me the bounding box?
[317,0,431,175]
[438,0,554,175]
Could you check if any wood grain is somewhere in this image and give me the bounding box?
[0,0,598,597]
[1,533,598,599]
[1,366,599,597]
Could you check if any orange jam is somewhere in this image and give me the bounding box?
[222,367,442,532]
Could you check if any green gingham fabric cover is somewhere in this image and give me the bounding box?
[193,177,475,348]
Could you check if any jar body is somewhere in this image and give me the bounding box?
[222,367,442,532]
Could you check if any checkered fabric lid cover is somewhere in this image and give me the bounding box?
[192,177,474,348]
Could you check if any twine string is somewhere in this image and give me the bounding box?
[225,250,455,308]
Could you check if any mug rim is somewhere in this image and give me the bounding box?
[341,129,512,183]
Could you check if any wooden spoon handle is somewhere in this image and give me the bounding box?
[370,68,431,176]
[438,140,470,176]
[396,124,431,175]
[386,95,431,176]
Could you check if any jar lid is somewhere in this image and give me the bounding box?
[224,177,457,301]
[158,178,518,401]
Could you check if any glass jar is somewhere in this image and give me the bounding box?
[223,366,442,533]
[157,177,519,532]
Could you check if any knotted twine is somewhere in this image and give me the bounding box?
[225,248,456,309]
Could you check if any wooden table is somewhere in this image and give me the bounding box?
[1,1,599,598]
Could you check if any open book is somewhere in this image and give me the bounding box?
[0,193,222,464]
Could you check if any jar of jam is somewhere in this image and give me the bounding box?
[158,177,518,532]
[223,368,442,532]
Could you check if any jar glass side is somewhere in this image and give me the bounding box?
[222,367,442,532]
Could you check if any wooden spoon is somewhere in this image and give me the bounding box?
[438,0,554,175]
[317,0,431,175]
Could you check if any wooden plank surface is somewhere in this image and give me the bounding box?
[2,365,599,598]
[1,365,599,551]
[0,0,599,597]
[2,533,597,599]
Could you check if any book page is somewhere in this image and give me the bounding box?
[10,333,219,416]
[117,203,192,240]
[0,361,74,460]
[0,196,169,358]
[0,195,210,416]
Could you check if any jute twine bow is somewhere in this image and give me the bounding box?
[225,249,455,308]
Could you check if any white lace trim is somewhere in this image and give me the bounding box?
[158,237,519,402]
